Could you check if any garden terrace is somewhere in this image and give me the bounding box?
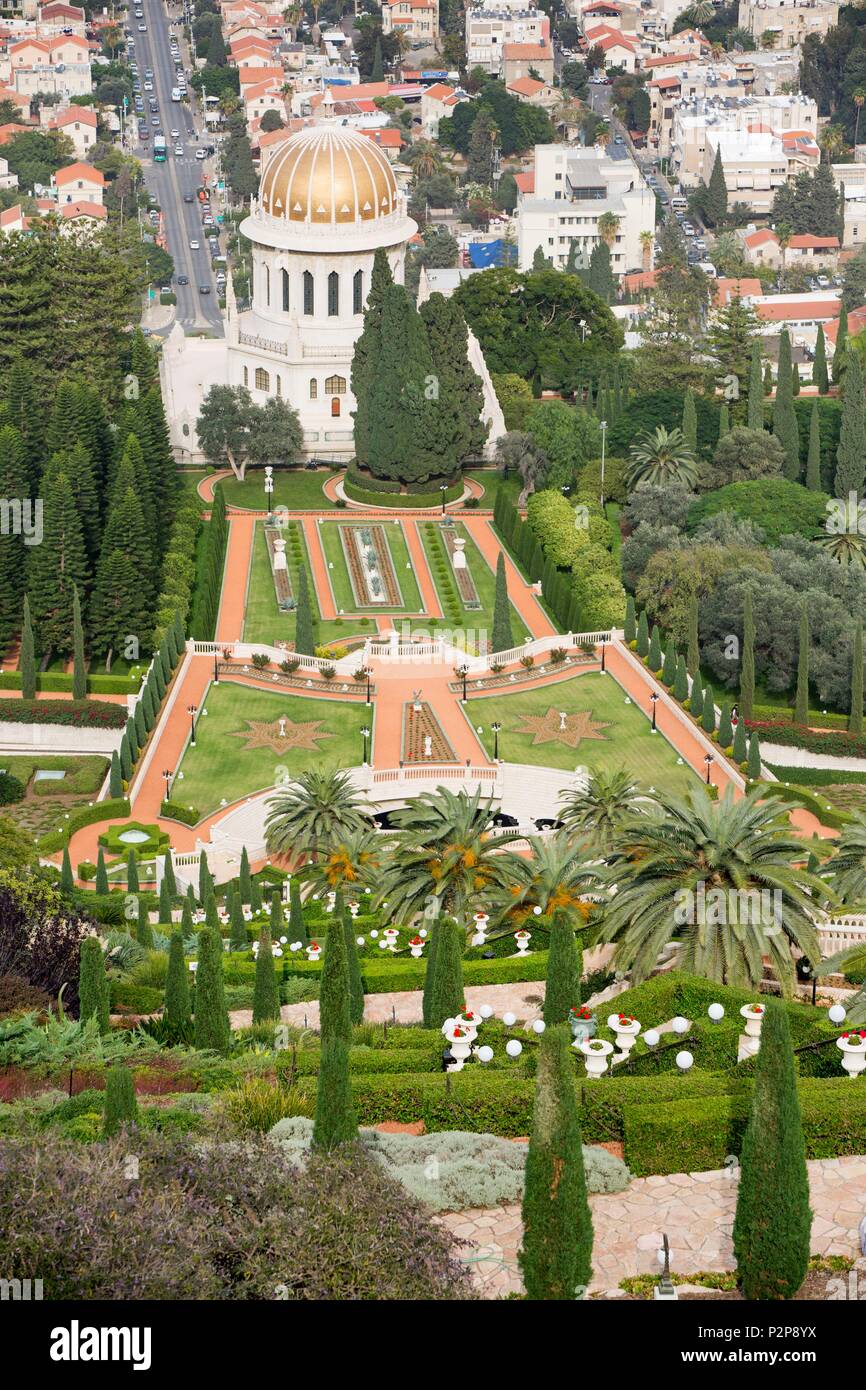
[264,526,294,610]
[402,701,458,764]
[340,522,404,608]
[441,527,481,609]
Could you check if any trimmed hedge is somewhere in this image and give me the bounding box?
[159,799,200,825]
[0,699,127,728]
[745,719,866,759]
[343,476,464,509]
[221,950,549,993]
[0,671,142,695]
[38,797,131,852]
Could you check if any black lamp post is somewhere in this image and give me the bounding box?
[440,484,447,514]
[705,753,714,785]
[188,704,197,747]
[458,664,469,703]
[162,768,172,799]
[650,692,658,731]
[492,721,501,761]
[600,639,606,672]
[213,652,219,686]
[364,666,372,705]
[361,725,370,765]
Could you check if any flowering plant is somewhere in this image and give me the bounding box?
[515,929,531,938]
[841,1030,866,1044]
[451,1026,467,1038]
[570,1006,592,1020]
[749,1004,763,1014]
[409,935,424,946]
[617,1014,635,1025]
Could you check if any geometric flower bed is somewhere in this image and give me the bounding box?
[97,821,170,860]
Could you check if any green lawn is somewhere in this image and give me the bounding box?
[465,469,521,511]
[316,519,423,614]
[177,469,210,498]
[415,520,531,653]
[0,754,109,839]
[218,468,337,511]
[242,520,375,650]
[468,672,699,793]
[173,683,372,817]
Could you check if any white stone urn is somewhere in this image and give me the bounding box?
[607,1012,641,1053]
[409,935,425,958]
[348,902,360,918]
[455,1009,480,1040]
[306,943,322,964]
[837,1031,866,1079]
[514,930,531,956]
[580,1037,614,1079]
[383,927,400,952]
[740,1003,765,1040]
[444,1025,475,1067]
[472,912,489,939]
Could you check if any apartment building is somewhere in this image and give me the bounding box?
[465,1,549,76]
[737,0,839,48]
[381,0,438,45]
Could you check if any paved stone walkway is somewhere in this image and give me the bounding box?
[438,1155,866,1299]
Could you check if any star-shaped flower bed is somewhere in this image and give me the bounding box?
[513,707,612,748]
[229,717,335,755]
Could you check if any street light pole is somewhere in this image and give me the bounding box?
[264,465,274,521]
[364,666,372,705]
[440,484,447,515]
[213,652,219,686]
[188,704,197,747]
[492,721,501,761]
[705,753,714,786]
[361,725,370,765]
[600,418,608,511]
[650,692,658,731]
[458,664,469,703]
[162,768,172,799]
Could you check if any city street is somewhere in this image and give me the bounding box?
[128,0,224,334]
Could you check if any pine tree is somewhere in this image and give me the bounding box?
[319,909,352,1044]
[126,849,139,894]
[851,619,864,735]
[78,936,109,1033]
[137,896,154,948]
[543,909,582,1026]
[740,587,755,720]
[158,874,172,925]
[813,323,829,394]
[288,876,306,945]
[427,918,464,1030]
[674,654,689,702]
[624,594,636,644]
[832,301,849,384]
[718,402,729,439]
[834,351,866,498]
[27,468,89,656]
[239,845,251,904]
[491,551,514,653]
[253,926,281,1023]
[229,893,248,951]
[636,609,649,658]
[419,293,487,463]
[805,401,822,490]
[687,593,700,677]
[662,638,677,686]
[690,677,704,718]
[648,623,662,672]
[109,749,122,798]
[294,565,314,657]
[732,1002,811,1299]
[702,685,715,734]
[519,1025,593,1300]
[773,331,800,481]
[746,341,764,430]
[102,1064,138,1138]
[681,388,697,452]
[718,701,733,749]
[732,716,748,763]
[18,593,35,700]
[164,929,191,1032]
[59,846,74,896]
[313,1038,357,1150]
[0,425,28,656]
[193,927,230,1053]
[95,847,108,896]
[747,731,762,779]
[795,601,810,725]
[341,898,365,1026]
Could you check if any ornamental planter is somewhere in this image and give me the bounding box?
[444,1026,474,1066]
[455,1009,480,1038]
[514,930,531,956]
[383,928,400,952]
[837,1032,866,1079]
[409,936,425,958]
[569,1007,597,1045]
[579,1037,614,1079]
[609,1013,641,1054]
[740,1003,764,1040]
[306,944,322,964]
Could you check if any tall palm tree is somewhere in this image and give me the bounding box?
[598,211,621,249]
[599,786,825,994]
[406,140,443,180]
[819,123,846,165]
[639,229,653,272]
[299,827,385,896]
[854,88,866,148]
[489,835,604,926]
[687,0,716,24]
[374,786,520,926]
[265,770,370,859]
[776,220,793,281]
[559,769,650,851]
[626,426,700,490]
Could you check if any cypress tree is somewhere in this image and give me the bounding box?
[850,619,864,735]
[164,929,191,1032]
[119,732,132,781]
[95,847,108,896]
[832,301,849,384]
[370,34,383,81]
[624,594,636,644]
[78,936,109,1033]
[158,874,172,925]
[673,654,689,703]
[198,850,213,903]
[681,388,697,452]
[421,916,442,1028]
[687,593,700,677]
[193,927,230,1053]
[791,358,800,396]
[834,350,866,498]
[71,585,86,701]
[427,919,465,1030]
[204,891,221,947]
[239,845,251,904]
[137,896,154,948]
[705,146,728,225]
[747,731,762,779]
[341,898,365,1026]
[19,594,35,700]
[102,1064,138,1138]
[543,909,582,1026]
[109,749,123,798]
[702,685,716,734]
[519,1025,593,1300]
[805,401,822,490]
[491,551,514,653]
[813,323,829,394]
[636,609,649,658]
[288,876,306,945]
[718,402,729,439]
[772,331,800,480]
[662,638,677,687]
[732,1002,811,1300]
[763,360,773,396]
[313,1038,357,1150]
[229,893,248,951]
[732,716,748,763]
[746,341,764,430]
[319,909,352,1044]
[126,849,139,894]
[250,874,262,914]
[161,849,176,897]
[252,926,281,1023]
[180,896,194,939]
[690,677,704,718]
[718,701,733,749]
[795,602,810,726]
[59,846,74,896]
[350,246,394,465]
[125,715,139,762]
[134,699,147,751]
[740,588,755,720]
[647,623,662,672]
[269,887,283,940]
[294,565,314,657]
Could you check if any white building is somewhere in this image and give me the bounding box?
[465,2,549,75]
[737,0,839,48]
[517,143,655,275]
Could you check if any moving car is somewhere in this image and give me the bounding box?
[174,144,183,156]
[195,148,206,159]
[138,23,146,30]
[183,191,194,202]
[189,238,200,249]
[199,284,211,294]
[177,275,189,285]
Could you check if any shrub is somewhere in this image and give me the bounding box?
[220,1077,312,1134]
[0,699,127,729]
[159,800,200,825]
[0,774,24,806]
[687,478,828,545]
[102,1064,138,1137]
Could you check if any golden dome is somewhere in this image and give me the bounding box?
[259,126,398,225]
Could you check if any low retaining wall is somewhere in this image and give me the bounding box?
[0,722,124,755]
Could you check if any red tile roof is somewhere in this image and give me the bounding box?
[54,161,103,185]
[754,297,839,323]
[789,233,839,249]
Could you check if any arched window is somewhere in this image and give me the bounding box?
[327,271,339,316]
[255,367,270,392]
[353,268,363,314]
[276,375,282,397]
[243,365,249,387]
[331,397,341,417]
[309,378,318,399]
[325,375,346,395]
[265,264,270,306]
[303,270,314,315]
[281,267,289,312]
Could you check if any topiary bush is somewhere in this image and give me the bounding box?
[0,774,24,805]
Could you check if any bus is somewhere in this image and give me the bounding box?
[153,135,167,163]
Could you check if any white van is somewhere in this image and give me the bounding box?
[670,195,688,211]
[171,87,181,101]
[697,261,717,278]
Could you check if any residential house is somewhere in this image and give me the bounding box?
[46,103,96,158]
[52,160,104,206]
[502,40,554,85]
[465,2,550,76]
[381,0,438,45]
[737,0,839,48]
